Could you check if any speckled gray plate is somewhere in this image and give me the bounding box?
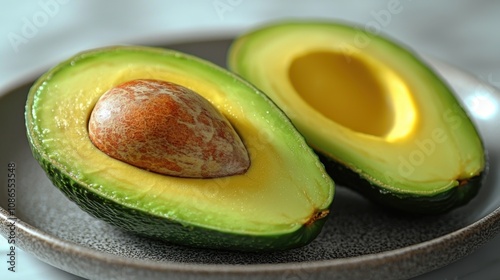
[1,39,500,280]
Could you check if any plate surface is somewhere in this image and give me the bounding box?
[1,39,500,280]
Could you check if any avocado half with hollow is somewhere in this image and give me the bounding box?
[228,21,486,214]
[25,46,334,251]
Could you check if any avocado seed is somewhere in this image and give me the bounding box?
[88,79,250,178]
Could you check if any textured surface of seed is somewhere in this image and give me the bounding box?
[88,79,250,178]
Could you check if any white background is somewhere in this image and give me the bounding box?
[1,1,500,279]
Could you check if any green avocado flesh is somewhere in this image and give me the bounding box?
[25,46,334,251]
[228,21,486,214]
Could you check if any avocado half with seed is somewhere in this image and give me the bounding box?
[228,21,486,214]
[25,46,334,251]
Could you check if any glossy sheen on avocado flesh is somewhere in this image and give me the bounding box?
[25,46,334,250]
[228,21,485,213]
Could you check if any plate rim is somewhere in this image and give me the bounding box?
[2,198,500,276]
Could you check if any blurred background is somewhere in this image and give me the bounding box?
[1,0,499,90]
[1,1,499,279]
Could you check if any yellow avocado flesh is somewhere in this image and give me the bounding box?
[229,22,485,196]
[28,47,333,236]
[288,51,416,140]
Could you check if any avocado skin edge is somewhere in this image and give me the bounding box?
[30,144,328,252]
[316,152,485,215]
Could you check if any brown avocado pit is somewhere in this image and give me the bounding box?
[88,79,250,178]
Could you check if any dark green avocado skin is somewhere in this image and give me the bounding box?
[33,148,326,252]
[317,153,485,215]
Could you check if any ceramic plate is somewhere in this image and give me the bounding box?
[1,39,499,280]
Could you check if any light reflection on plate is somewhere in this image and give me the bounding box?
[465,91,499,120]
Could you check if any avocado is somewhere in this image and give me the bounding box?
[228,21,486,214]
[25,46,334,251]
